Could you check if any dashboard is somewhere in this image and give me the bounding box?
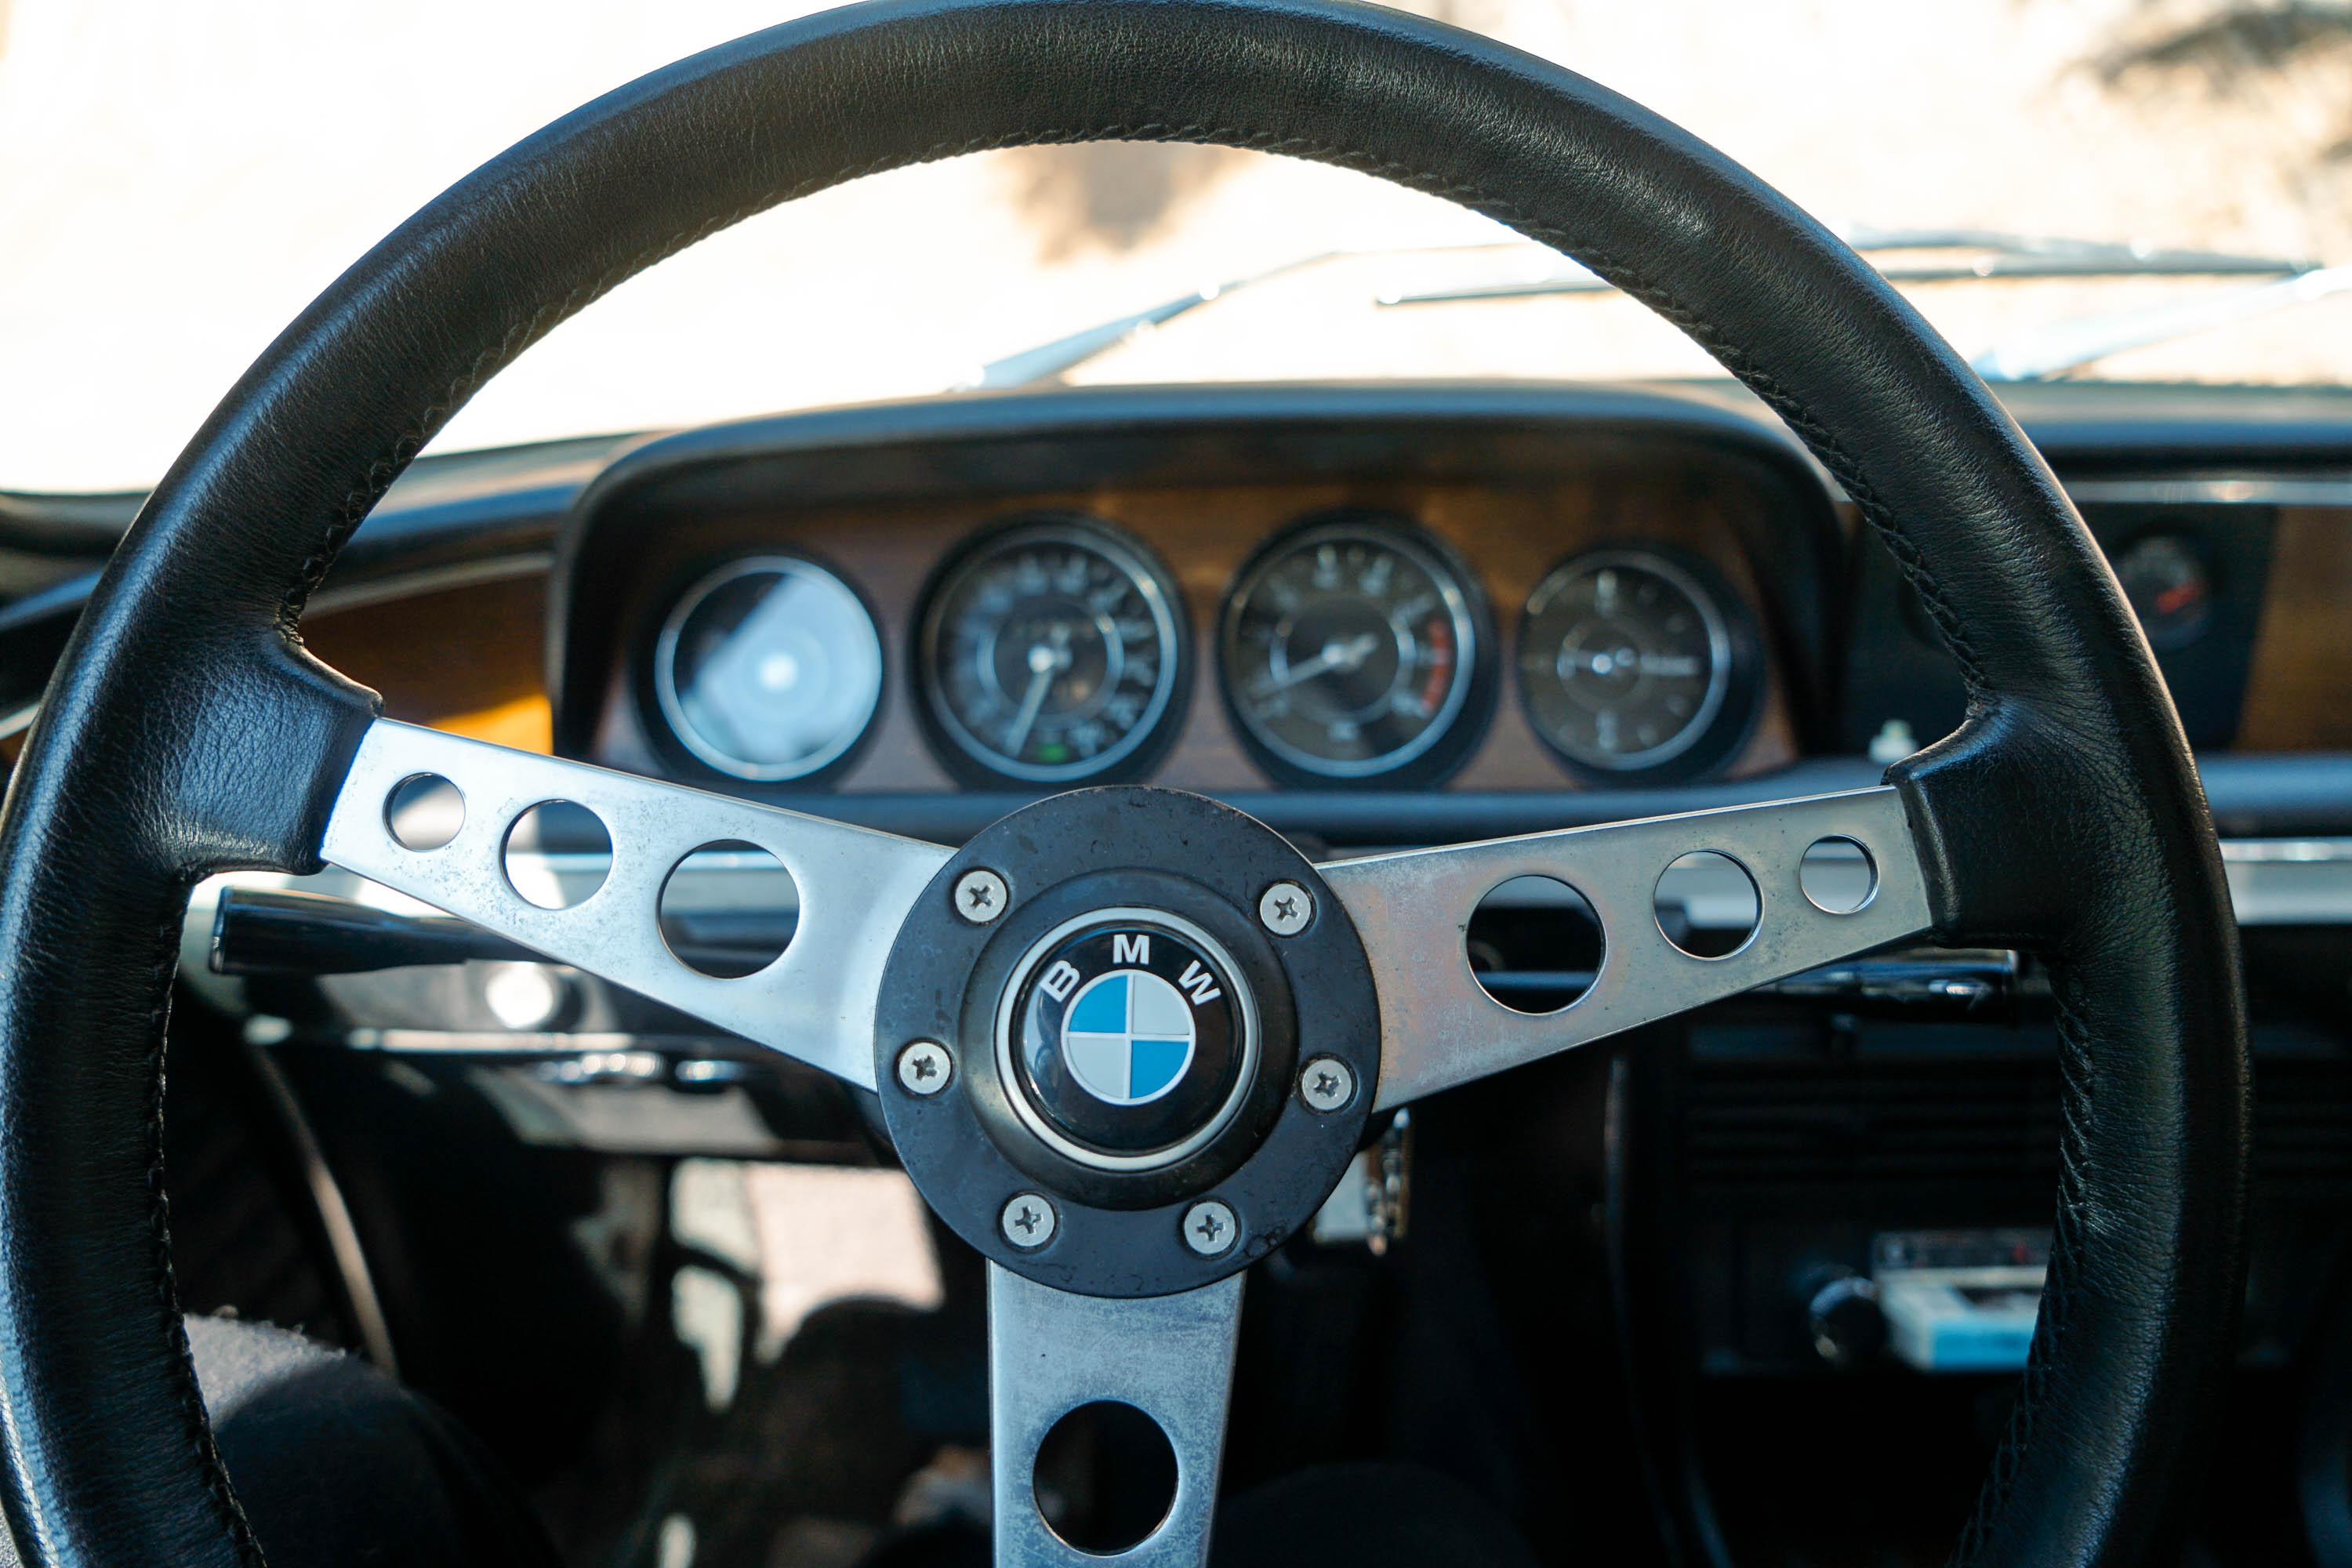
[545,386,1831,812]
[234,379,2352,849]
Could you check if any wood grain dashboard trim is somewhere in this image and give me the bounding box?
[2238,505,2352,753]
[298,490,2350,789]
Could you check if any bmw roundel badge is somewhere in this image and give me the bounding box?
[1005,913,1254,1164]
[1059,965,1198,1105]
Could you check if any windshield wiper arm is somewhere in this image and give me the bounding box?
[1375,230,2314,307]
[964,241,1529,390]
[964,253,1338,389]
[1972,263,2352,380]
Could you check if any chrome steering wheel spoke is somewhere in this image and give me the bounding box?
[319,720,951,1088]
[1321,787,1933,1108]
[989,1265,1244,1567]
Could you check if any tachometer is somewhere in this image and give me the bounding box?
[1218,515,1494,785]
[652,554,884,784]
[1518,546,1759,780]
[916,516,1190,786]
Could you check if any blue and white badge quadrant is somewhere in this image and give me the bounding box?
[1062,969,1197,1105]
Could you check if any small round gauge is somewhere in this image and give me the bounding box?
[1218,516,1495,785]
[1518,546,1759,780]
[2112,532,2212,652]
[652,555,884,783]
[916,517,1189,786]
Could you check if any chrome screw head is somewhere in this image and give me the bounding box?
[1182,1199,1239,1257]
[954,868,1009,924]
[896,1040,953,1096]
[1258,880,1313,936]
[1000,1192,1056,1249]
[1299,1056,1356,1112]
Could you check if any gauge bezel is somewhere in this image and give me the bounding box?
[1515,542,1762,784]
[643,551,887,788]
[913,514,1192,787]
[1216,511,1497,788]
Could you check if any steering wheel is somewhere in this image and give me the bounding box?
[0,2,2248,1563]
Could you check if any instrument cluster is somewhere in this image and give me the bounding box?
[642,509,1765,792]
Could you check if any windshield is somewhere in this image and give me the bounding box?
[5,0,2350,491]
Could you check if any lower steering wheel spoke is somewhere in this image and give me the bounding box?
[318,720,951,1089]
[989,1265,1243,1566]
[1322,786,1933,1107]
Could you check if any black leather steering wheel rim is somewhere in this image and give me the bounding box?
[0,2,2247,1563]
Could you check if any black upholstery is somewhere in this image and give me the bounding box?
[0,2,2246,1564]
[0,1319,557,1568]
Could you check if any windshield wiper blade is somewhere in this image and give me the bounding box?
[1375,230,2314,307]
[1841,226,2301,267]
[1972,263,2352,380]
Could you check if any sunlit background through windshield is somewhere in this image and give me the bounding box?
[5,0,2352,490]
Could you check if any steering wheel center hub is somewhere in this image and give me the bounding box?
[873,786,1379,1297]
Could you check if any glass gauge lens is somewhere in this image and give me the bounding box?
[1220,521,1486,781]
[1519,550,1734,772]
[2112,532,2212,652]
[655,557,884,782]
[919,519,1185,785]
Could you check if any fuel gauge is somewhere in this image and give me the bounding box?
[2112,532,2212,652]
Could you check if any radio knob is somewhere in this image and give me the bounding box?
[1796,1265,1887,1368]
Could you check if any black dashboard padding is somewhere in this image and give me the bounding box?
[0,2,2246,1566]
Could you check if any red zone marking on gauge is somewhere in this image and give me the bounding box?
[1418,619,1455,715]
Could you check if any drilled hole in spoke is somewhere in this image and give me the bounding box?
[1036,1400,1178,1555]
[660,840,797,978]
[503,802,611,909]
[1468,875,1602,1014]
[1800,836,1878,914]
[1657,851,1759,958]
[385,773,462,851]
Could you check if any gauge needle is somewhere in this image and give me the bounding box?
[1003,628,1070,756]
[1251,633,1379,696]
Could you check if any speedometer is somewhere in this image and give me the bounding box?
[1516,546,1759,780]
[915,516,1190,786]
[1218,515,1495,785]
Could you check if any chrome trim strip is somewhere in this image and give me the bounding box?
[2223,838,2352,926]
[2220,837,2352,862]
[2063,477,2352,507]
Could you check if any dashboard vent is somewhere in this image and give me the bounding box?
[2249,1058,2352,1186]
[1686,1053,2352,1191]
[1685,1062,2063,1189]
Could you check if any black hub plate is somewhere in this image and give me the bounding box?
[873,787,1380,1298]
